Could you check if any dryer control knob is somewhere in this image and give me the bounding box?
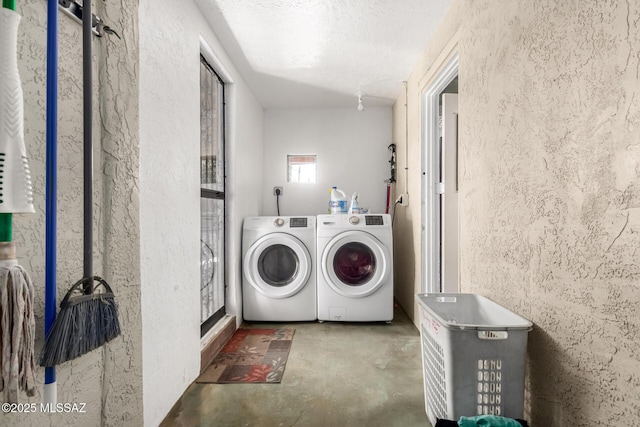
[274,218,285,227]
[349,216,360,225]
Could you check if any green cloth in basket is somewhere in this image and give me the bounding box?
[458,415,523,427]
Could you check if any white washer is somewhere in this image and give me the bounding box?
[317,214,393,322]
[242,216,316,321]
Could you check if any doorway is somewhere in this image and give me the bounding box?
[200,56,226,334]
[421,53,459,294]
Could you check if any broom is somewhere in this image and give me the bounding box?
[0,0,37,403]
[38,0,120,367]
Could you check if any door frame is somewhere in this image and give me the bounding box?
[200,37,234,336]
[421,52,458,294]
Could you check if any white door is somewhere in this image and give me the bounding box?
[421,54,458,294]
[440,93,459,292]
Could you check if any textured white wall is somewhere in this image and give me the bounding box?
[394,0,640,424]
[225,80,264,324]
[139,0,264,425]
[10,1,143,426]
[139,1,199,425]
[262,108,392,216]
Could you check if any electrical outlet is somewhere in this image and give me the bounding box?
[396,193,409,207]
[273,186,283,196]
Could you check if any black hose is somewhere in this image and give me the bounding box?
[391,200,401,225]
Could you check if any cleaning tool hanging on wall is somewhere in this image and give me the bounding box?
[0,0,37,403]
[39,0,121,367]
[0,4,34,215]
[0,244,36,403]
[385,144,396,214]
[41,0,59,405]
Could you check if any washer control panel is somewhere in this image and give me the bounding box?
[289,217,308,228]
[365,215,384,226]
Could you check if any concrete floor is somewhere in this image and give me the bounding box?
[161,304,431,427]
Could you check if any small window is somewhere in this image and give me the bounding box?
[288,154,316,183]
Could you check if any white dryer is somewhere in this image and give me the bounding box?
[317,214,393,322]
[242,216,316,321]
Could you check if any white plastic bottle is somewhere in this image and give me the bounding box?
[329,187,347,214]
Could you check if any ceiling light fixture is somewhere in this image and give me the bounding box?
[357,95,364,112]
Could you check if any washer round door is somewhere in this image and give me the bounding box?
[243,233,312,299]
[321,230,390,298]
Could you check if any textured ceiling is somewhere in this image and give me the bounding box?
[195,0,451,108]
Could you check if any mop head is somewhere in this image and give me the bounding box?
[39,276,121,367]
[0,259,36,403]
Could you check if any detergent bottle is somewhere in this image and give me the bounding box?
[349,192,359,214]
[329,187,347,214]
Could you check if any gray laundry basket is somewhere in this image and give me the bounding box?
[416,293,532,425]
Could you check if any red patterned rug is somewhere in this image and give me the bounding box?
[197,328,295,384]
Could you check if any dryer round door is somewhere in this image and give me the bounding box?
[321,230,390,298]
[243,233,312,299]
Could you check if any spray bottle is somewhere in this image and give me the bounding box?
[349,192,359,214]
